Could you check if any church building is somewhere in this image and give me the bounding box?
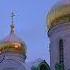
[47,0,70,70]
[0,12,50,70]
[1,0,70,70]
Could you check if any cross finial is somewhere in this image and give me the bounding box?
[11,11,15,24]
[10,12,15,33]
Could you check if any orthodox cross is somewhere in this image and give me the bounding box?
[10,12,15,33]
[11,12,15,24]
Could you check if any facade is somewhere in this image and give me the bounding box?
[47,0,70,70]
[2,0,70,70]
[0,12,50,70]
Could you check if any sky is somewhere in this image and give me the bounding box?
[0,0,58,64]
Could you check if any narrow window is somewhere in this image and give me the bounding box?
[59,39,64,65]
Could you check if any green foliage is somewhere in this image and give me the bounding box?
[55,63,64,70]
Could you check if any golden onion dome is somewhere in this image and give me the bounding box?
[0,13,27,56]
[47,0,70,30]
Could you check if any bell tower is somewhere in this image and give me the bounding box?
[47,0,70,70]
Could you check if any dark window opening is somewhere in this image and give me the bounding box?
[40,64,47,70]
[59,39,64,64]
[59,39,64,70]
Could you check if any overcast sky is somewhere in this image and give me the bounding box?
[0,0,58,64]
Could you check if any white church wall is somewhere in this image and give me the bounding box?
[48,23,70,70]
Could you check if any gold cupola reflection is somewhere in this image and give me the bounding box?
[0,12,27,57]
[47,0,70,31]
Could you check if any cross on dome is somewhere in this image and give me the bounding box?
[11,11,15,24]
[10,12,15,33]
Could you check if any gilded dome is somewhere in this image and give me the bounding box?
[0,23,27,56]
[47,0,70,30]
